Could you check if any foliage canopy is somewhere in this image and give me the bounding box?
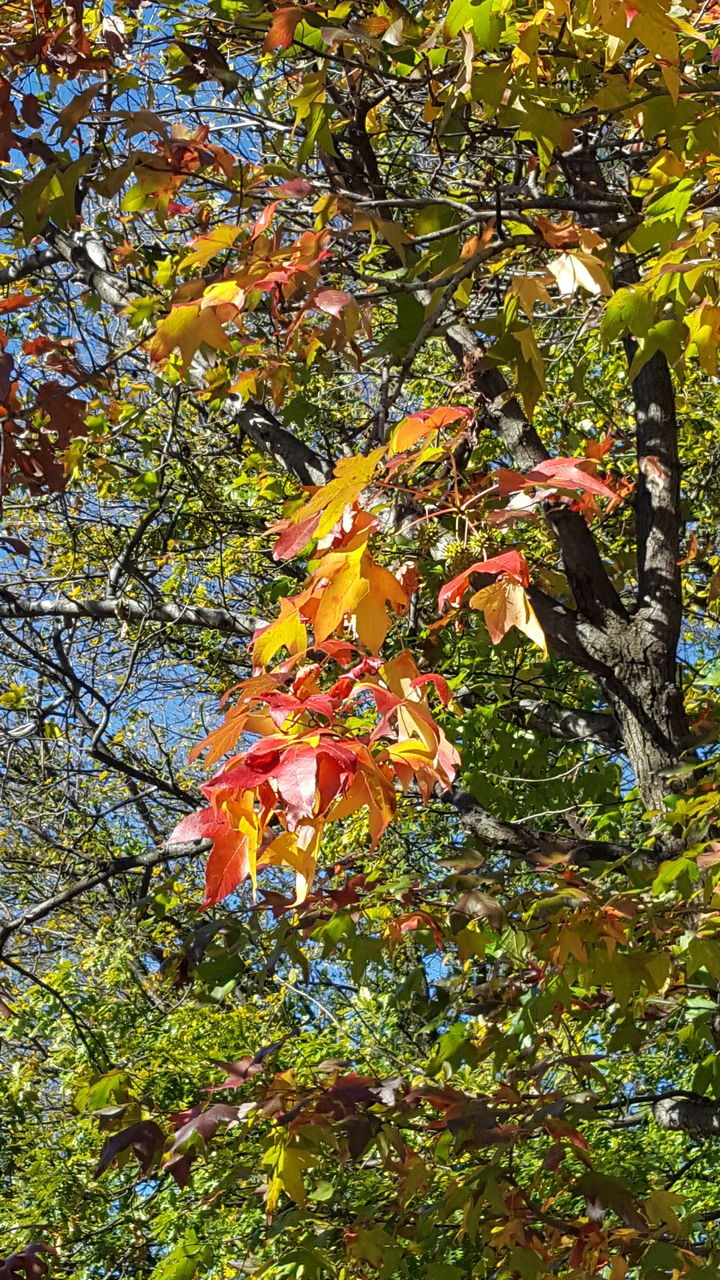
[3,0,720,1277]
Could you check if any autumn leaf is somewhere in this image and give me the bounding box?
[252,597,308,668]
[535,216,581,248]
[263,6,303,51]
[0,292,39,314]
[548,252,612,299]
[148,301,234,371]
[469,578,546,652]
[57,83,101,143]
[170,803,254,906]
[271,449,385,558]
[388,405,472,457]
[438,549,530,612]
[179,223,242,271]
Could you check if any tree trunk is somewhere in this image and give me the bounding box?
[603,625,688,810]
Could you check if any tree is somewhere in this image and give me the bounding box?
[2,0,720,1276]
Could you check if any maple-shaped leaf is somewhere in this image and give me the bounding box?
[189,674,279,765]
[56,83,101,143]
[179,223,242,270]
[388,405,472,458]
[148,300,234,371]
[469,579,546,652]
[309,539,408,655]
[0,1245,57,1280]
[253,597,308,669]
[95,1120,165,1176]
[438,549,529,612]
[548,252,612,299]
[170,803,254,906]
[493,457,615,503]
[269,742,318,826]
[4,383,86,501]
[271,448,385,559]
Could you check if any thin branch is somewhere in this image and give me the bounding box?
[0,839,210,953]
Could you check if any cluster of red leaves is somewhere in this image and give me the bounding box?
[174,409,618,907]
[172,649,459,906]
[0,0,115,80]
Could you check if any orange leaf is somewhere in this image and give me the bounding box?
[389,405,471,457]
[468,579,546,652]
[263,6,303,51]
[0,292,39,314]
[535,216,581,248]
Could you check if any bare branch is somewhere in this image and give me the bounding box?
[0,840,210,954]
[0,593,255,636]
[514,699,622,749]
[0,248,62,285]
[230,402,333,485]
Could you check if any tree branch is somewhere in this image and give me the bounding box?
[449,788,632,866]
[624,344,683,654]
[230,402,333,486]
[513,698,622,749]
[0,592,255,636]
[0,840,210,954]
[0,247,62,285]
[654,1094,720,1138]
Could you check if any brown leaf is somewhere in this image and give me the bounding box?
[535,215,581,248]
[95,1120,165,1176]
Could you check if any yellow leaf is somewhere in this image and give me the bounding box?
[469,579,546,653]
[282,448,385,543]
[509,274,553,318]
[548,252,611,298]
[252,598,308,667]
[686,304,720,374]
[179,224,242,271]
[643,1188,683,1234]
[57,84,101,143]
[388,405,471,457]
[313,548,369,645]
[148,301,233,371]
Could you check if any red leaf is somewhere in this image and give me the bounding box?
[95,1120,165,1176]
[270,743,318,825]
[698,842,720,869]
[272,509,320,560]
[170,806,251,907]
[0,292,38,314]
[411,673,452,706]
[252,199,279,238]
[526,456,615,499]
[274,178,314,198]
[438,549,529,612]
